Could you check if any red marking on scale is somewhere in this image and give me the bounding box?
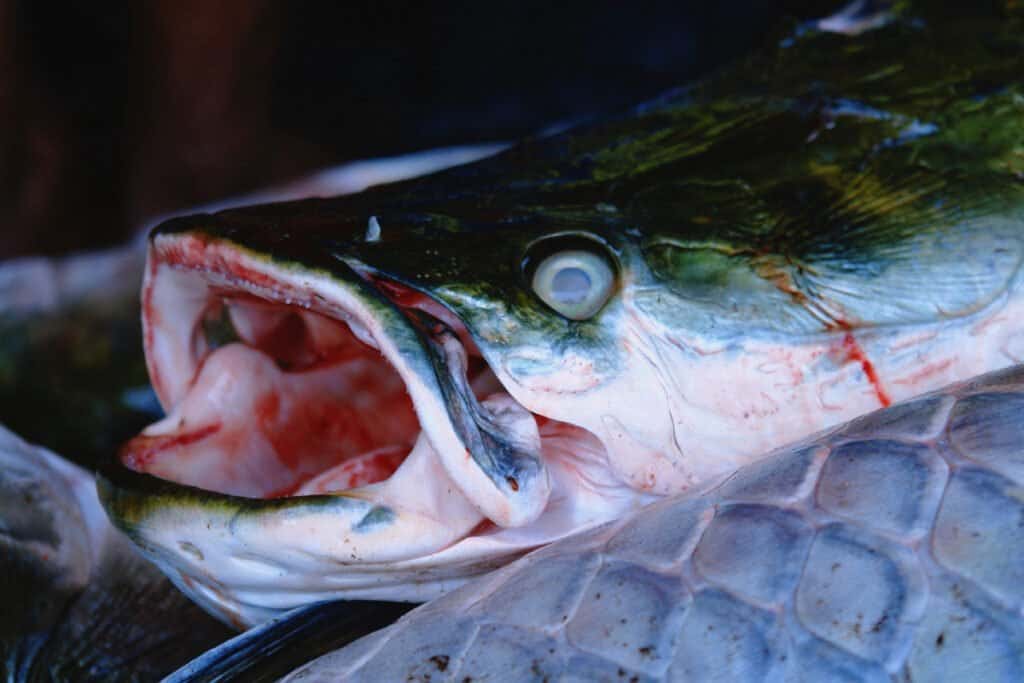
[839,333,891,407]
[887,329,939,352]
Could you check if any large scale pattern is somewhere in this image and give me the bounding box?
[282,364,1024,681]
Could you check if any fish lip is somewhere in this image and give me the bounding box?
[104,224,550,529]
[96,456,353,534]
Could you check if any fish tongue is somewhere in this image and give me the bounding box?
[124,343,292,497]
[415,312,551,528]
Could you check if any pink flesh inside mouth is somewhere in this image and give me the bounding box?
[122,246,594,508]
[123,294,421,498]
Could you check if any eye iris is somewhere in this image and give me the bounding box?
[529,246,615,320]
[550,267,592,305]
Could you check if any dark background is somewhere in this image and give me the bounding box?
[1,0,833,259]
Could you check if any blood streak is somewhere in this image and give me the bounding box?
[142,260,164,401]
[371,277,427,308]
[121,422,223,470]
[893,357,956,386]
[839,333,891,407]
[255,391,376,472]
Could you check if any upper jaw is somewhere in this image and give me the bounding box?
[100,225,644,625]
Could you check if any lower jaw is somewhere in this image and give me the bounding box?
[116,323,637,564]
[105,411,642,628]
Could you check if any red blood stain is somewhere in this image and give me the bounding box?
[371,276,428,308]
[253,312,312,369]
[267,447,408,498]
[255,391,280,423]
[467,519,497,536]
[320,447,407,491]
[839,333,891,407]
[157,234,301,299]
[893,357,956,386]
[256,390,378,473]
[121,422,222,470]
[142,260,165,402]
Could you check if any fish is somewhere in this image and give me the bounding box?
[0,147,507,681]
[170,363,1024,681]
[0,423,233,681]
[99,0,1024,631]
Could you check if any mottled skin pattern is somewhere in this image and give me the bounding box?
[282,364,1024,682]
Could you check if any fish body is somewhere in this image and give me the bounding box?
[0,424,231,681]
[99,0,1024,628]
[273,363,1024,682]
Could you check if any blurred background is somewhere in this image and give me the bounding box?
[0,0,832,260]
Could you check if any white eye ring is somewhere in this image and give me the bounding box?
[531,249,615,320]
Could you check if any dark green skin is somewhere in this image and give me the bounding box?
[156,1,1024,364]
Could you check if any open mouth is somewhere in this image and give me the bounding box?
[125,290,422,500]
[111,230,630,588]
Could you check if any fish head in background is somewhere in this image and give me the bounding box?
[99,2,1024,627]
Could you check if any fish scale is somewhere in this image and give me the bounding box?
[282,363,1024,682]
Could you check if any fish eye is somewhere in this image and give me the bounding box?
[530,247,616,320]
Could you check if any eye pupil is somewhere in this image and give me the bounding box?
[550,267,592,304]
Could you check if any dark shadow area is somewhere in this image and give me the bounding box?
[1,0,832,258]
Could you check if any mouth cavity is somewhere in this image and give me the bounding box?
[121,233,609,545]
[124,292,420,499]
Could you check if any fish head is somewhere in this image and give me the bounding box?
[96,168,677,627]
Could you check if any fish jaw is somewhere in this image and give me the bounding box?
[139,230,552,521]
[98,228,652,626]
